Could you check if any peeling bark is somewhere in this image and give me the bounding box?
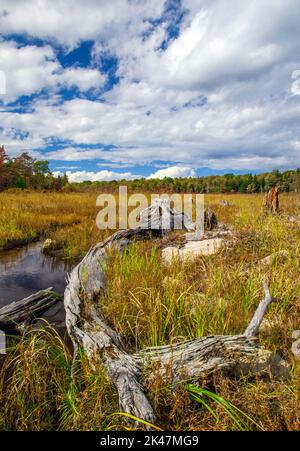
[64,201,290,423]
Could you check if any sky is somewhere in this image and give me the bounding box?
[0,0,300,182]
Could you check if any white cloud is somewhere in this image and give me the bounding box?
[101,0,299,102]
[292,141,300,150]
[0,41,59,99]
[148,166,196,179]
[0,41,105,100]
[53,165,197,182]
[291,70,300,96]
[45,147,105,161]
[0,0,165,47]
[2,93,300,171]
[57,67,106,92]
[53,169,142,182]
[1,1,300,173]
[149,6,282,91]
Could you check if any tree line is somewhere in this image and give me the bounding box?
[1,145,300,193]
[0,146,68,191]
[65,169,300,194]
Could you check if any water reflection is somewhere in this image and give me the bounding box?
[0,242,73,308]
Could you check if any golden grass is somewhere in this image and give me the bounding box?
[0,191,107,259]
[0,191,300,430]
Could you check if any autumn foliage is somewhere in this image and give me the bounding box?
[0,145,68,191]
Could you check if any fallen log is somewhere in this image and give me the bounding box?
[64,201,289,424]
[0,288,61,332]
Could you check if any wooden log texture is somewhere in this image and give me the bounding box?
[64,201,290,423]
[0,288,60,331]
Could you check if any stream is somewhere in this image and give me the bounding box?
[0,242,73,329]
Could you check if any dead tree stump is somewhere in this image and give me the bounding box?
[263,186,280,213]
[204,208,218,230]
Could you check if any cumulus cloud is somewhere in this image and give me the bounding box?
[0,0,165,47]
[3,94,300,171]
[0,41,59,99]
[148,166,196,179]
[54,166,197,182]
[53,169,142,183]
[0,41,105,100]
[1,0,300,174]
[141,1,297,92]
[57,67,106,92]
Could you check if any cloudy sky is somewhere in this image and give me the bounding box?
[0,0,300,182]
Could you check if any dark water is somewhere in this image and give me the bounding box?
[0,242,72,309]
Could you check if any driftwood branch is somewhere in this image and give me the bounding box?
[64,228,157,422]
[0,288,60,332]
[244,281,279,338]
[64,201,289,423]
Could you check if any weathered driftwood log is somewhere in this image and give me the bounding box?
[64,228,159,423]
[135,281,288,384]
[140,197,195,232]
[263,186,280,213]
[0,288,60,332]
[64,201,289,424]
[244,282,280,338]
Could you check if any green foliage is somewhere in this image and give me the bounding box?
[59,168,300,194]
[2,144,300,194]
[0,146,68,191]
[186,384,262,431]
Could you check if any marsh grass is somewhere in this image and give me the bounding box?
[0,327,122,431]
[0,192,300,430]
[0,191,104,259]
[186,383,263,431]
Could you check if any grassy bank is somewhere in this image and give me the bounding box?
[0,192,299,430]
[0,191,106,259]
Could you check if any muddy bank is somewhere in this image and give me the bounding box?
[1,236,41,252]
[0,219,81,252]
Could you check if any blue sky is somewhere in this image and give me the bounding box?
[0,0,300,182]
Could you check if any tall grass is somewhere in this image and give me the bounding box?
[0,192,300,430]
[186,384,263,431]
[0,328,121,431]
[0,191,105,259]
